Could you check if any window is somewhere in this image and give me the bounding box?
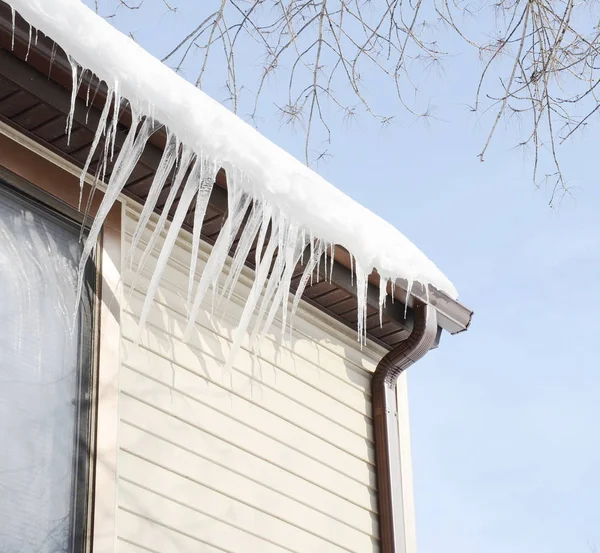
[0,177,96,553]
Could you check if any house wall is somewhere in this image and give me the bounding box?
[116,203,397,553]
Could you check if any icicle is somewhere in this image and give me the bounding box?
[378,277,387,328]
[128,132,179,265]
[212,187,252,296]
[80,161,104,237]
[78,89,114,211]
[277,226,303,336]
[224,216,281,371]
[100,121,113,186]
[109,81,122,162]
[187,157,218,302]
[183,180,248,340]
[249,226,287,347]
[34,28,38,46]
[290,239,323,337]
[405,279,413,319]
[85,80,101,124]
[309,232,315,286]
[134,147,194,278]
[137,174,201,334]
[254,203,272,268]
[220,201,263,303]
[250,216,290,345]
[66,57,79,146]
[76,68,87,99]
[10,7,15,50]
[300,229,306,265]
[315,241,324,284]
[76,113,151,305]
[354,260,369,347]
[249,269,281,350]
[25,24,32,61]
[48,42,57,79]
[204,174,252,313]
[349,253,355,287]
[276,212,286,273]
[186,152,207,299]
[329,244,335,283]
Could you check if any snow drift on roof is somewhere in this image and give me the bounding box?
[7,0,458,356]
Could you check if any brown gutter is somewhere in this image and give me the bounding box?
[372,301,438,553]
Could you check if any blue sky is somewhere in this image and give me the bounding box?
[89,2,600,551]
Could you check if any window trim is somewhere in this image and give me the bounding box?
[0,167,101,553]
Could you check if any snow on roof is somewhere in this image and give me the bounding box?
[8,0,459,356]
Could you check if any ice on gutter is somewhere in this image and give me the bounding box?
[7,0,458,358]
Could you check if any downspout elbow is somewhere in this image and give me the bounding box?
[372,302,438,553]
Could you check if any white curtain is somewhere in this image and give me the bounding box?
[0,187,84,553]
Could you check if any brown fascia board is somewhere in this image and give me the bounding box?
[0,2,472,336]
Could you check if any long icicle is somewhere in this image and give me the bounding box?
[379,277,388,328]
[354,260,369,347]
[76,112,151,306]
[220,200,263,303]
[225,213,281,371]
[183,180,247,340]
[127,131,178,266]
[133,147,194,279]
[77,88,114,211]
[66,56,79,145]
[25,23,31,61]
[266,226,304,341]
[10,7,15,50]
[249,215,288,348]
[187,157,217,302]
[209,187,252,308]
[289,239,324,339]
[137,173,201,334]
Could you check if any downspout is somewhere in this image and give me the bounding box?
[372,301,438,553]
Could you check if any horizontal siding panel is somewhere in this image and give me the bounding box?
[119,479,322,553]
[119,394,378,515]
[117,509,229,553]
[120,366,376,487]
[116,538,159,553]
[121,327,373,440]
[123,278,374,418]
[119,423,379,540]
[121,336,374,462]
[118,450,376,553]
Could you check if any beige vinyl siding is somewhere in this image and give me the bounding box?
[116,204,387,553]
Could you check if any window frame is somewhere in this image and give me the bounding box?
[0,166,100,553]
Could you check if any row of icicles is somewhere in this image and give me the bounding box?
[10,16,410,364]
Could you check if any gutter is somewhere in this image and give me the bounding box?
[372,301,438,553]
